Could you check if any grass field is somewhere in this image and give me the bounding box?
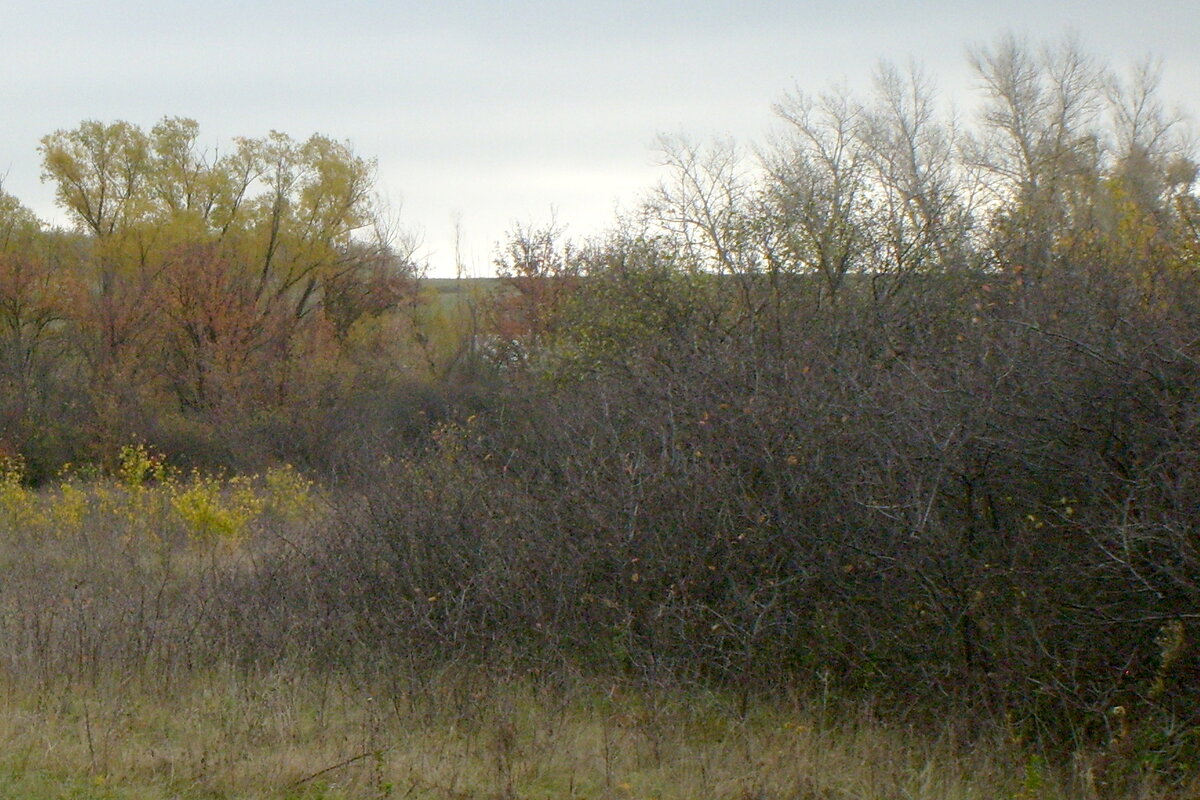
[421,278,501,309]
[0,668,1048,800]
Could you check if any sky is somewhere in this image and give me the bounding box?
[3,0,1199,277]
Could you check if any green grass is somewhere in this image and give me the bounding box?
[421,277,501,313]
[422,278,501,295]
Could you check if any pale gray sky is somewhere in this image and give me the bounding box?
[3,0,1199,276]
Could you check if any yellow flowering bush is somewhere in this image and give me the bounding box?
[0,445,322,548]
[170,472,264,544]
[117,443,172,487]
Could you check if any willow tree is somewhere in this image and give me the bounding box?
[39,117,411,418]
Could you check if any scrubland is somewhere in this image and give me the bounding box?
[2,35,1200,798]
[0,445,1191,799]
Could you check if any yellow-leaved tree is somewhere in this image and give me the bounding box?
[39,118,419,435]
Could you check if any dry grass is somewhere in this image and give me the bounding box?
[0,667,1048,800]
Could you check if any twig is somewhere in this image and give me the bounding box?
[83,698,97,775]
[286,747,392,788]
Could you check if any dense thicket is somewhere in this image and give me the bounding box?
[2,35,1199,787]
[314,39,1200,782]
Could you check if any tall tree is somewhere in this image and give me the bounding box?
[39,118,414,424]
[967,36,1105,273]
[762,87,870,304]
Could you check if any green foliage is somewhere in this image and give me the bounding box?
[1013,755,1049,800]
[0,453,44,530]
[552,237,710,375]
[263,464,317,522]
[24,117,425,469]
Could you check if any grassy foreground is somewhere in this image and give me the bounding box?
[0,669,1041,800]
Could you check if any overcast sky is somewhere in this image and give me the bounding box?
[3,0,1199,276]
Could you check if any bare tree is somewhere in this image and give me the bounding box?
[761,87,869,305]
[645,135,755,277]
[966,35,1105,272]
[858,62,977,286]
[1104,58,1197,214]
